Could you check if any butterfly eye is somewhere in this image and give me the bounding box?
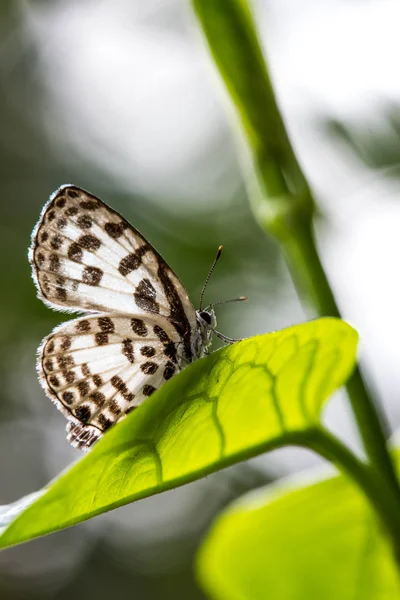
[200,311,212,325]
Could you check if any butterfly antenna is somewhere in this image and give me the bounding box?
[211,296,248,308]
[211,297,247,344]
[199,245,223,310]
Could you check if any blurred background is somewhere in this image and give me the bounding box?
[1,0,400,597]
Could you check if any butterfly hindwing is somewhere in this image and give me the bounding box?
[39,313,181,449]
[29,185,197,356]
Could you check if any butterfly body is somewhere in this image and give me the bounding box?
[29,185,219,450]
[195,309,217,357]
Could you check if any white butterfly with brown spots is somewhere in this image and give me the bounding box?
[29,185,246,450]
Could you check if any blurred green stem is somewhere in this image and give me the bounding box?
[191,0,400,523]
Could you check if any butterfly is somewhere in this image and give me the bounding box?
[29,185,246,450]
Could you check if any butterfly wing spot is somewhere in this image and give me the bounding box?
[77,381,90,397]
[87,391,105,407]
[140,345,156,357]
[143,385,156,397]
[50,235,63,250]
[61,336,71,351]
[105,221,128,239]
[68,242,83,262]
[62,391,74,405]
[118,246,148,276]
[134,278,159,313]
[110,375,134,402]
[80,200,100,210]
[81,363,91,377]
[75,405,92,423]
[122,339,134,363]
[44,358,54,371]
[65,206,78,216]
[82,266,103,286]
[98,317,115,333]
[55,197,67,208]
[164,342,178,363]
[55,287,67,302]
[77,215,93,229]
[93,374,103,387]
[77,234,102,252]
[57,217,67,230]
[67,234,101,263]
[57,355,74,369]
[64,370,75,384]
[76,320,91,333]
[98,414,113,430]
[153,325,178,363]
[163,362,175,381]
[108,399,121,416]
[153,325,169,343]
[95,332,109,346]
[49,375,60,387]
[131,318,147,337]
[49,254,61,273]
[140,362,158,375]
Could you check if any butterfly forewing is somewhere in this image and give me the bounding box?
[30,185,201,449]
[29,185,196,342]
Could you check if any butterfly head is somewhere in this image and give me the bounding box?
[197,246,247,353]
[197,309,217,329]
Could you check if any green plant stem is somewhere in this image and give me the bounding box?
[284,217,398,494]
[192,0,400,502]
[306,427,400,567]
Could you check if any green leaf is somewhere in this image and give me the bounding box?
[0,318,357,549]
[197,456,400,600]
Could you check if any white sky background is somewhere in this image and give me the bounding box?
[18,0,400,466]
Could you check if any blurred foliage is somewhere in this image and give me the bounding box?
[197,450,400,600]
[324,102,400,177]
